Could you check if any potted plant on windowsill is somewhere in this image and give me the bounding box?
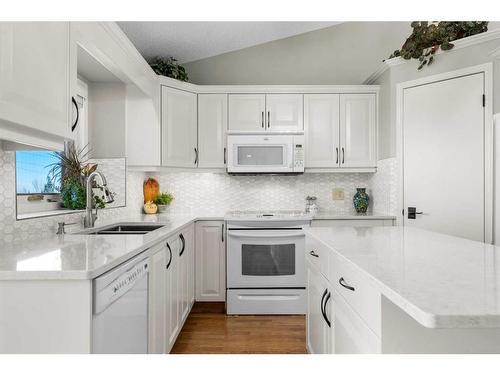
[154,192,174,213]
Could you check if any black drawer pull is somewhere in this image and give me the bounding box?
[322,292,332,327]
[166,242,172,269]
[309,250,319,258]
[339,277,355,291]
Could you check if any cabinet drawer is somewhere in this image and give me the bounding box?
[332,289,380,354]
[305,235,331,279]
[330,253,381,336]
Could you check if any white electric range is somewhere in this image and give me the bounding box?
[224,210,312,315]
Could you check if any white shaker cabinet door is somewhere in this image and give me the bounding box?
[0,22,70,144]
[339,94,377,168]
[148,245,167,354]
[198,94,227,168]
[161,86,197,167]
[228,94,266,131]
[165,236,180,352]
[265,94,303,132]
[195,221,226,302]
[304,94,340,168]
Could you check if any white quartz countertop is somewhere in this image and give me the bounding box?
[0,214,222,281]
[312,211,396,220]
[304,226,500,328]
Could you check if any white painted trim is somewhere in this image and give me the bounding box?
[363,63,389,85]
[396,63,494,243]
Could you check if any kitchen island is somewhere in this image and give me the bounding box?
[305,226,500,353]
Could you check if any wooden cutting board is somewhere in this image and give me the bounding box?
[143,178,160,203]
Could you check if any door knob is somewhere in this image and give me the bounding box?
[407,207,423,219]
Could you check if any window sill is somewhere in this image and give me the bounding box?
[16,209,84,221]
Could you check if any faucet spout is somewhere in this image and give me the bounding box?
[84,171,107,229]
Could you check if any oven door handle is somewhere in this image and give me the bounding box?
[227,231,304,239]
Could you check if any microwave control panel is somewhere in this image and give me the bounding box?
[293,143,305,170]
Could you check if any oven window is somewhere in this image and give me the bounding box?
[237,146,284,166]
[241,244,295,276]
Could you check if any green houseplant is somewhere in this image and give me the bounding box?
[387,21,488,70]
[154,192,174,213]
[149,56,189,82]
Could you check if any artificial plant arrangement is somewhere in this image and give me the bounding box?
[387,21,488,70]
[48,144,111,210]
[149,56,189,82]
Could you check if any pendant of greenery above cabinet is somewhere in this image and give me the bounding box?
[387,21,488,70]
[353,188,370,213]
[149,56,189,82]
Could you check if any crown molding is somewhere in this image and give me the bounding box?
[363,63,389,84]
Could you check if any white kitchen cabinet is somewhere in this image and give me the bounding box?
[161,86,198,167]
[339,94,377,168]
[195,221,226,301]
[228,94,303,132]
[165,235,180,352]
[148,243,167,354]
[177,225,195,325]
[304,94,340,168]
[228,94,266,131]
[198,94,227,168]
[306,260,333,354]
[265,94,303,132]
[0,22,70,149]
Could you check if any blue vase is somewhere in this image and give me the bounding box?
[353,188,370,213]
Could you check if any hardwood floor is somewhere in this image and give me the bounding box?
[171,302,307,354]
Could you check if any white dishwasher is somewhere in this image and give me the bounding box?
[92,253,150,354]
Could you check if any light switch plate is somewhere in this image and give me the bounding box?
[332,188,344,200]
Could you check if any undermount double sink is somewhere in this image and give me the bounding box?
[79,223,165,235]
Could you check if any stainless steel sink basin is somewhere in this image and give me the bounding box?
[80,223,165,235]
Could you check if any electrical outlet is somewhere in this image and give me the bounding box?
[332,188,344,201]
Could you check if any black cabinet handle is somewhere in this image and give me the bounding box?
[223,147,227,164]
[179,233,185,256]
[166,242,172,269]
[336,147,339,164]
[407,207,424,219]
[71,96,79,132]
[320,288,328,318]
[309,250,319,258]
[261,111,264,128]
[194,148,198,165]
[322,292,332,327]
[339,277,355,291]
[221,223,224,242]
[341,147,345,164]
[267,111,271,128]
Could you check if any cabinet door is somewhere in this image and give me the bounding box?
[339,94,376,168]
[161,86,197,167]
[148,245,167,354]
[0,22,69,142]
[198,94,227,168]
[265,94,303,132]
[306,262,332,354]
[228,94,265,131]
[166,237,179,352]
[184,224,196,307]
[195,221,226,301]
[178,231,190,323]
[304,94,340,168]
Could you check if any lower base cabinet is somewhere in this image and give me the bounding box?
[148,224,195,354]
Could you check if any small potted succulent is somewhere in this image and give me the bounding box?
[154,192,174,213]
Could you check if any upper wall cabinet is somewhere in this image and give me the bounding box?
[339,94,376,168]
[304,94,340,168]
[0,22,70,149]
[305,93,377,171]
[228,94,303,132]
[161,86,198,168]
[198,94,227,168]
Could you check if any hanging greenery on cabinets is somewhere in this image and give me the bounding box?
[149,56,189,82]
[387,22,489,70]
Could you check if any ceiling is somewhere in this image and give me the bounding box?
[118,22,340,63]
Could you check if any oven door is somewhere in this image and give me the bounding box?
[227,229,305,288]
[227,135,294,173]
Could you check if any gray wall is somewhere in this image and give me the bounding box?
[185,22,412,85]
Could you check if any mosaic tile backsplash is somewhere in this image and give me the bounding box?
[0,146,397,243]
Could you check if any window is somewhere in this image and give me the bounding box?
[16,151,61,194]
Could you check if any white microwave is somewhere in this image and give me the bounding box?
[227,133,305,174]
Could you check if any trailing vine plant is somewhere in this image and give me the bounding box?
[149,56,189,82]
[387,22,489,70]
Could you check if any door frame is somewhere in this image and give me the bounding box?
[396,63,493,243]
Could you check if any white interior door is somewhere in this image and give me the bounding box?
[402,73,485,242]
